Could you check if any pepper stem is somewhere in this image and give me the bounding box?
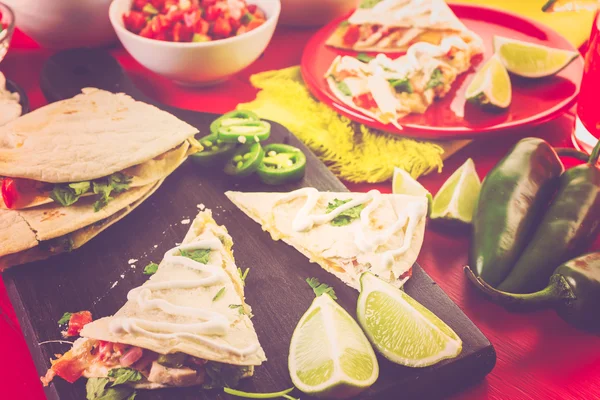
[555,147,589,162]
[464,266,574,311]
[588,139,600,165]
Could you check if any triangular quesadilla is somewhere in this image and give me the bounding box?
[327,0,483,53]
[42,211,266,394]
[0,88,200,210]
[226,188,427,289]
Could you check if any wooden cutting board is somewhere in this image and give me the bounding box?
[3,49,495,400]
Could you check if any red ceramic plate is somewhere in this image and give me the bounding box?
[301,4,584,140]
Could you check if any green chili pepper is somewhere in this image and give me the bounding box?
[497,140,600,293]
[257,144,307,185]
[470,138,564,287]
[218,120,271,143]
[224,142,264,177]
[189,133,236,167]
[465,251,600,333]
[210,110,260,135]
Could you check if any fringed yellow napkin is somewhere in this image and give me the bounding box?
[237,66,467,183]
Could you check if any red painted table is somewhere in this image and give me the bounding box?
[2,27,600,400]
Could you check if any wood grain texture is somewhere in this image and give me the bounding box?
[3,49,494,400]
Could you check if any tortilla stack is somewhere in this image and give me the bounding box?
[42,211,266,395]
[226,188,428,290]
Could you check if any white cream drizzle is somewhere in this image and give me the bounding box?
[108,238,259,357]
[278,188,426,271]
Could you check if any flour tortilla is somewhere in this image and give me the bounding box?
[226,191,427,290]
[81,210,267,368]
[0,88,198,183]
[0,179,163,271]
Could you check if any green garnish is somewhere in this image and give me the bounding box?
[425,68,444,90]
[86,377,136,400]
[50,173,131,211]
[179,248,211,264]
[241,12,254,25]
[107,368,142,386]
[143,262,159,275]
[229,304,247,315]
[389,78,413,94]
[213,287,226,302]
[359,0,383,8]
[58,312,72,325]
[224,387,298,399]
[306,277,337,300]
[203,362,251,390]
[238,267,250,286]
[335,81,352,97]
[142,3,159,14]
[339,20,349,28]
[356,53,374,63]
[326,198,365,227]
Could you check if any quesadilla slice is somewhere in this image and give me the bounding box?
[226,188,427,290]
[326,34,483,127]
[327,0,483,53]
[0,88,200,210]
[42,211,266,395]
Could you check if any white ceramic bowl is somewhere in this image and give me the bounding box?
[109,0,280,86]
[2,0,116,49]
[279,0,355,27]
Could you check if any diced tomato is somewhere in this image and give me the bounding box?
[247,4,257,13]
[204,5,222,21]
[229,16,240,32]
[98,341,113,361]
[1,178,18,209]
[194,18,210,34]
[183,9,200,27]
[236,25,248,35]
[165,8,184,23]
[66,311,92,337]
[252,9,265,20]
[353,93,378,110]
[172,21,193,41]
[343,25,360,46]
[212,17,232,37]
[247,17,264,32]
[123,11,147,33]
[150,0,166,9]
[202,0,217,6]
[133,0,149,11]
[139,24,154,38]
[155,31,168,41]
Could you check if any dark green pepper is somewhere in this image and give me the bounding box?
[218,120,271,143]
[257,144,306,185]
[210,110,259,135]
[498,140,600,293]
[470,138,564,287]
[224,142,264,177]
[465,252,600,333]
[157,352,188,368]
[190,133,236,167]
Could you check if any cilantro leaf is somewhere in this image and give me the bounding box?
[306,277,337,300]
[86,377,136,400]
[238,268,249,286]
[359,0,383,8]
[203,362,251,390]
[58,312,72,325]
[69,182,91,196]
[356,53,374,63]
[229,304,247,316]
[213,287,226,302]
[50,185,81,207]
[92,173,132,212]
[425,68,444,90]
[389,78,413,94]
[335,81,352,97]
[179,249,211,264]
[326,198,365,227]
[143,262,159,275]
[107,368,142,386]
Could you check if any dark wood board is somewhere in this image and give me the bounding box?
[3,49,495,400]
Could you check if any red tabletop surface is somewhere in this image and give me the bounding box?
[2,27,600,400]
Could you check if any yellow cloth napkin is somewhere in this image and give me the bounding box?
[458,0,595,47]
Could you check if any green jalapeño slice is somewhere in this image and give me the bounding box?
[190,133,236,167]
[210,110,260,135]
[224,142,265,177]
[218,120,271,144]
[257,143,306,185]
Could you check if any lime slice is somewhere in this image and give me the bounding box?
[357,272,462,367]
[542,0,598,12]
[289,294,379,398]
[466,55,512,109]
[430,158,481,224]
[392,167,433,215]
[493,36,579,78]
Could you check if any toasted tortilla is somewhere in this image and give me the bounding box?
[0,179,163,271]
[0,88,198,183]
[226,190,427,290]
[81,211,267,367]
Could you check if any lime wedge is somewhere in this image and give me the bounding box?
[466,55,512,109]
[493,36,579,78]
[430,158,481,224]
[392,167,433,215]
[289,294,379,399]
[542,0,598,12]
[357,272,462,367]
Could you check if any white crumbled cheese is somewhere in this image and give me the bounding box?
[181,219,191,225]
[128,258,138,264]
[268,151,277,157]
[110,281,118,289]
[120,274,125,279]
[130,264,136,269]
[287,159,294,166]
[154,244,158,248]
[238,136,247,144]
[197,203,206,210]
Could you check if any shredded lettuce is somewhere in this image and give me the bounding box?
[49,173,131,212]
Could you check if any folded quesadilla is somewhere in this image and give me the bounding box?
[42,211,266,395]
[326,34,483,128]
[226,188,427,290]
[0,88,200,210]
[327,0,483,53]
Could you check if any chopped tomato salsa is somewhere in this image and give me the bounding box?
[122,0,267,42]
[66,311,93,337]
[353,93,378,111]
